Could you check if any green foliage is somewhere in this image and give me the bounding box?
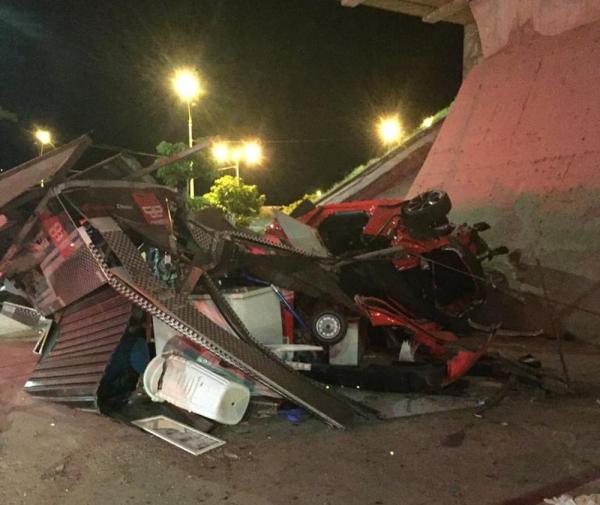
[201,175,266,226]
[154,141,217,191]
[282,191,320,215]
[155,141,189,188]
[186,196,210,211]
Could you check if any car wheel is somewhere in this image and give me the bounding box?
[311,310,348,346]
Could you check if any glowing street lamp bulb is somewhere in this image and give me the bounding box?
[242,141,263,165]
[421,116,435,128]
[172,68,201,102]
[230,148,242,163]
[212,142,230,164]
[35,129,52,145]
[377,116,402,145]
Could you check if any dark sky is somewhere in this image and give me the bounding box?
[0,0,463,204]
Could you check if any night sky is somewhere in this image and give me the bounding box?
[0,0,463,203]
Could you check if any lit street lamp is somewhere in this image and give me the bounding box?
[377,115,403,146]
[34,128,52,155]
[211,140,263,181]
[34,128,53,187]
[172,67,203,198]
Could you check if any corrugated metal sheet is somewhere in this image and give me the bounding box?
[0,135,90,210]
[24,286,132,408]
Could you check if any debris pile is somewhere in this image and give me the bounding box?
[0,136,566,453]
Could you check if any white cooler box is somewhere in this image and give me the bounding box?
[143,354,251,425]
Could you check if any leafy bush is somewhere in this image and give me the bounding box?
[186,196,211,211]
[201,175,266,226]
[281,191,321,215]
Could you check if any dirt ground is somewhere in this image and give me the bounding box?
[1,338,600,505]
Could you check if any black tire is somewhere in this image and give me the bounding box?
[402,190,451,223]
[311,310,348,346]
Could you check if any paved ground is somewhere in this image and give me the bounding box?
[1,338,600,505]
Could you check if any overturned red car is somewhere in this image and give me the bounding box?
[265,190,507,385]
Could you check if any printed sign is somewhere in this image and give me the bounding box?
[40,214,75,258]
[132,192,168,226]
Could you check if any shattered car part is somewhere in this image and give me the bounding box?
[355,296,495,384]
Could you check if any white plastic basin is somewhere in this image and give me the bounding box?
[143,354,250,425]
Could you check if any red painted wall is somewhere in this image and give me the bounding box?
[409,16,600,341]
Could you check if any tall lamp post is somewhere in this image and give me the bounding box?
[172,68,202,198]
[211,140,263,182]
[34,128,53,187]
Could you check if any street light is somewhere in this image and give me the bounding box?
[211,140,263,181]
[242,141,263,166]
[377,115,403,146]
[34,128,53,187]
[171,67,203,198]
[34,128,52,155]
[211,142,230,164]
[173,68,201,104]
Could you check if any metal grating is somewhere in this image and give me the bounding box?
[229,228,320,258]
[90,222,353,428]
[187,222,216,252]
[24,286,133,408]
[0,303,43,327]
